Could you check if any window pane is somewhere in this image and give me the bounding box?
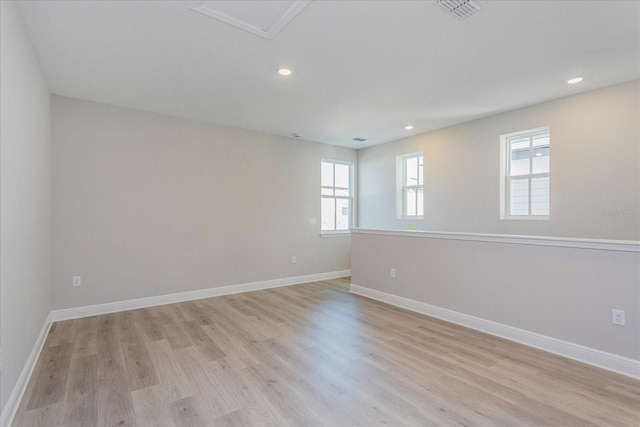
[336,199,350,230]
[510,147,530,176]
[418,156,424,186]
[531,176,549,215]
[417,187,424,216]
[321,197,336,231]
[335,163,349,190]
[510,136,530,151]
[405,156,418,186]
[321,161,334,188]
[335,188,349,197]
[532,145,549,174]
[510,178,529,215]
[321,187,334,196]
[406,188,417,217]
[532,132,549,147]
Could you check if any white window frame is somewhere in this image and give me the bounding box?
[396,152,424,219]
[500,126,550,220]
[321,159,353,235]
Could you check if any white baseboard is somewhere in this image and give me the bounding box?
[350,283,640,380]
[52,270,351,322]
[1,312,52,427]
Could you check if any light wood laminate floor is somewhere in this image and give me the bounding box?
[13,278,640,426]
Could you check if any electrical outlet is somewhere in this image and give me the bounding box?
[291,256,297,264]
[72,276,82,287]
[612,309,625,326]
[390,268,396,278]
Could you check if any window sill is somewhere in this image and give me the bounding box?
[397,216,423,220]
[502,216,549,221]
[320,230,351,237]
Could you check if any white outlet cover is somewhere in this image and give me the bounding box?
[612,309,625,326]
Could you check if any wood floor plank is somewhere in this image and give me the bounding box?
[13,277,640,426]
[170,395,208,427]
[122,340,159,391]
[181,320,226,361]
[146,340,192,403]
[172,346,240,418]
[181,301,217,326]
[93,384,135,427]
[211,358,287,427]
[95,314,128,392]
[136,308,165,342]
[163,321,193,351]
[201,323,260,368]
[240,363,325,427]
[63,354,98,427]
[71,316,98,359]
[134,403,176,427]
[212,409,253,427]
[25,343,73,410]
[12,403,64,427]
[46,320,78,347]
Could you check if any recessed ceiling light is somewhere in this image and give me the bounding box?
[567,77,583,84]
[404,125,414,130]
[278,68,292,76]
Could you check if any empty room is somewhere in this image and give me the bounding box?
[1,0,639,426]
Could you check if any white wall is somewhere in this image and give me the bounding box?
[51,96,356,310]
[358,80,640,240]
[0,0,52,414]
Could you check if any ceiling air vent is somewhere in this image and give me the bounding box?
[353,137,367,142]
[434,0,481,20]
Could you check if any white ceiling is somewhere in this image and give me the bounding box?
[16,0,640,148]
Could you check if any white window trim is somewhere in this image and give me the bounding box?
[320,159,354,235]
[500,126,550,220]
[320,230,351,237]
[396,152,424,219]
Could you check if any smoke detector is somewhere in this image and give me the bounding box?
[434,0,481,20]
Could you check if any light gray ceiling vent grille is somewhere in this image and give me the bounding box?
[434,0,481,20]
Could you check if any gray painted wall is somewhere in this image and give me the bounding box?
[351,231,640,360]
[358,80,640,240]
[0,0,52,413]
[51,96,356,310]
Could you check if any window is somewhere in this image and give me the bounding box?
[321,160,352,232]
[397,153,424,218]
[501,127,550,219]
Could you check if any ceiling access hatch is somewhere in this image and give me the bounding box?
[190,0,312,40]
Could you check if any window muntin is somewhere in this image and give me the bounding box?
[503,128,550,218]
[321,160,352,232]
[402,153,424,218]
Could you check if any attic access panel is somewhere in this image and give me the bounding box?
[190,0,312,40]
